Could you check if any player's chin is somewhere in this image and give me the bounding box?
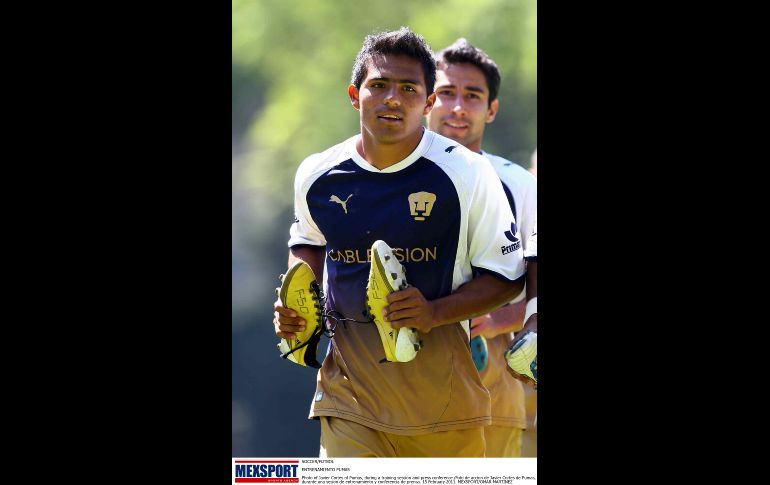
[374,132,408,144]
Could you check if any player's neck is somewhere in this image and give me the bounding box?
[357,128,424,170]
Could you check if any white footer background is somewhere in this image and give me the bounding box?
[233,458,537,484]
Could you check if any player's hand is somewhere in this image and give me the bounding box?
[471,300,526,339]
[518,312,537,337]
[470,315,493,339]
[383,286,437,334]
[273,298,306,340]
[488,300,526,334]
[506,313,537,387]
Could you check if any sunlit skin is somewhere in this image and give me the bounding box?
[425,62,499,154]
[348,54,435,170]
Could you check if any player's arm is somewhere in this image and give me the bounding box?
[274,155,328,340]
[387,154,526,334]
[506,259,537,386]
[509,259,537,347]
[273,245,325,340]
[519,217,538,336]
[521,259,538,334]
[470,298,525,339]
[288,245,325,280]
[473,168,537,339]
[386,272,524,334]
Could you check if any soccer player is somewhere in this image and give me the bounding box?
[425,38,537,457]
[272,28,526,457]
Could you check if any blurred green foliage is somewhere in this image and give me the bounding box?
[233,0,536,209]
[232,0,536,456]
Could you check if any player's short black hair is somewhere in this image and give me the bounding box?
[435,38,501,106]
[351,27,436,95]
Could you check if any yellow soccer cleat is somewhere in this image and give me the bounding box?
[276,260,324,368]
[366,240,423,363]
[504,331,537,387]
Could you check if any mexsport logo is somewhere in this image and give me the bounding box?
[234,460,299,483]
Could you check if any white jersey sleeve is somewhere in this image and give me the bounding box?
[516,171,537,255]
[481,152,537,302]
[288,141,350,248]
[482,152,538,254]
[524,216,537,259]
[426,137,526,285]
[466,153,526,279]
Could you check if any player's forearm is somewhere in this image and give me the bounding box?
[430,273,525,327]
[486,299,526,335]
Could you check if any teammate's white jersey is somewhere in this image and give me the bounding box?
[476,151,537,431]
[482,151,537,301]
[524,218,537,260]
[481,151,537,259]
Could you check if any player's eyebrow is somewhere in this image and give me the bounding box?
[434,83,486,94]
[369,76,420,85]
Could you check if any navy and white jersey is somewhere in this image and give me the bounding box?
[482,152,537,265]
[482,151,538,303]
[477,152,537,431]
[288,129,525,435]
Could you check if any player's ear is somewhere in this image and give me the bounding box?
[486,98,499,123]
[348,84,360,110]
[423,91,436,115]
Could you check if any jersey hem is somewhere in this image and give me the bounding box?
[309,408,491,436]
[488,416,527,429]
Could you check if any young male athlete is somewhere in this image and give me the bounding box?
[425,38,537,457]
[272,28,526,457]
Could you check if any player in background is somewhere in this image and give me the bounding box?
[425,38,536,457]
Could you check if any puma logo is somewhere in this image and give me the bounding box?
[330,194,353,214]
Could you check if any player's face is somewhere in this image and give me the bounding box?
[426,63,498,153]
[349,54,435,146]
